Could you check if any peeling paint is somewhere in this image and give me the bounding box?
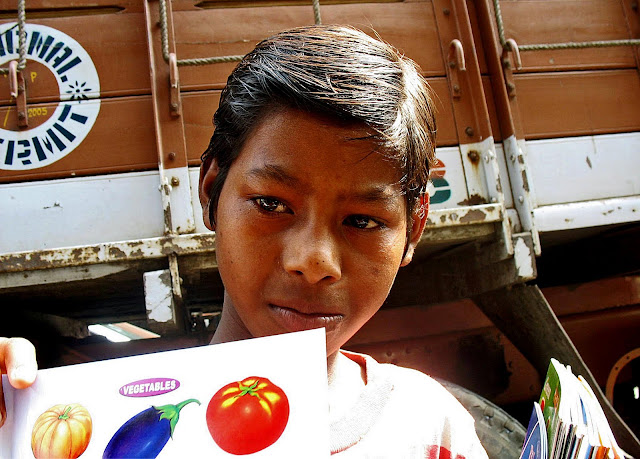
[460,209,488,224]
[514,237,535,279]
[144,270,175,323]
[521,170,530,192]
[0,233,217,274]
[457,194,488,206]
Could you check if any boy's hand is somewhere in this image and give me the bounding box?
[0,338,37,428]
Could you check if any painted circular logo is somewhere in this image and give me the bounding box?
[0,22,100,170]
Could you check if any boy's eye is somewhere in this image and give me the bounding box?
[345,215,381,230]
[254,197,289,213]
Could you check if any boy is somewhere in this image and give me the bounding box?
[2,25,488,457]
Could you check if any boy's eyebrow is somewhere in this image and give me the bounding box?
[345,186,401,206]
[246,164,302,188]
[247,163,401,205]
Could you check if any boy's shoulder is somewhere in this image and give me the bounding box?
[349,350,471,417]
[335,350,488,457]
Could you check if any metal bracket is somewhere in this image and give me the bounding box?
[501,39,522,99]
[448,39,466,99]
[9,60,28,128]
[169,52,181,117]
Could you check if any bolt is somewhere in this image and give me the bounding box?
[491,197,498,203]
[171,176,180,187]
[484,155,490,163]
[449,61,456,69]
[168,152,176,161]
[443,8,450,15]
[465,126,474,137]
[453,84,460,93]
[507,82,516,91]
[170,102,179,111]
[17,111,26,120]
[467,150,480,163]
[510,154,516,162]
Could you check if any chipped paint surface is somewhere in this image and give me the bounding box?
[144,269,175,323]
[426,204,503,228]
[0,233,216,274]
[514,237,535,279]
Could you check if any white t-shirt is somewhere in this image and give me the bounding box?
[331,351,489,458]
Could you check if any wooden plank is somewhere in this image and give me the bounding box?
[174,0,446,90]
[499,0,638,72]
[0,11,149,105]
[515,69,640,139]
[0,95,157,182]
[0,76,462,182]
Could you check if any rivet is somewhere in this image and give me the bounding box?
[168,152,176,161]
[518,196,525,203]
[171,176,180,187]
[443,8,450,15]
[465,126,474,137]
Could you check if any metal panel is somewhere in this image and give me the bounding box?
[527,133,640,206]
[0,171,165,253]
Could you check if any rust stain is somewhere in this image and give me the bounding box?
[459,209,487,224]
[521,170,530,192]
[440,214,448,223]
[457,194,488,206]
[517,155,525,165]
[108,246,127,259]
[467,150,480,167]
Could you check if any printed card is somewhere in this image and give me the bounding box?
[0,328,330,458]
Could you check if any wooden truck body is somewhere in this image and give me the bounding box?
[1,0,639,454]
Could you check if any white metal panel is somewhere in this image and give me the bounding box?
[534,196,640,232]
[429,146,469,210]
[0,171,166,253]
[526,132,640,206]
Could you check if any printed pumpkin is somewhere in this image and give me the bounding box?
[31,403,92,459]
[206,376,289,455]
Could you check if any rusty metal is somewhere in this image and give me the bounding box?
[426,203,503,228]
[447,39,465,99]
[606,348,640,404]
[168,52,181,117]
[0,233,216,274]
[8,60,28,128]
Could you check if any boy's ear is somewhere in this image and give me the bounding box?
[400,193,429,267]
[199,155,219,231]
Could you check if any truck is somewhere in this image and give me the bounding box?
[1,0,639,456]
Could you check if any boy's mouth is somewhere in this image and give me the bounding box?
[268,304,344,333]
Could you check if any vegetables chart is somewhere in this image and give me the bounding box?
[0,329,329,458]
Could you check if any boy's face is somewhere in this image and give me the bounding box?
[200,107,426,357]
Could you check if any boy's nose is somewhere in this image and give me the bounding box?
[281,220,342,284]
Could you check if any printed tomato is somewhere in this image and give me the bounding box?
[31,403,92,459]
[206,376,289,455]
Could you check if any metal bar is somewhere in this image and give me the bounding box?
[0,233,216,274]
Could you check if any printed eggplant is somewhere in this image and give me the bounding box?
[103,399,199,458]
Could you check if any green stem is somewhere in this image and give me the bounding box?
[58,406,72,420]
[155,398,201,437]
